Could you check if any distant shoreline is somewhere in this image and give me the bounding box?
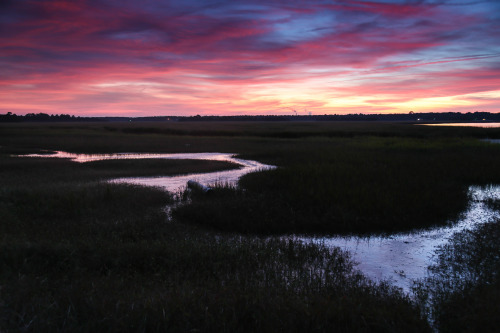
[1,111,500,123]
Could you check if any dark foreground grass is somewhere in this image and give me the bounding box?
[2,121,500,331]
[414,210,500,332]
[0,158,430,332]
[1,239,429,332]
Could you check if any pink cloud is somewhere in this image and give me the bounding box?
[0,0,498,115]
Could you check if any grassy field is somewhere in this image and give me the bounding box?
[3,121,500,235]
[1,120,500,331]
[171,128,500,235]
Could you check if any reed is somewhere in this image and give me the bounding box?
[413,217,500,332]
[0,162,429,331]
[2,120,500,331]
[174,136,500,235]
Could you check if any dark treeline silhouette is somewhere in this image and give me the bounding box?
[1,112,77,122]
[1,111,499,123]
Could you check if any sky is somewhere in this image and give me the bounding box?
[1,0,499,116]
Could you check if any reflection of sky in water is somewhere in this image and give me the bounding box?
[111,154,275,193]
[15,151,500,292]
[420,122,500,128]
[300,185,500,292]
[18,151,275,193]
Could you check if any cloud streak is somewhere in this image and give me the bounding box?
[1,0,499,115]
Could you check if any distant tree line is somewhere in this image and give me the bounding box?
[1,111,499,123]
[177,112,500,122]
[0,112,79,122]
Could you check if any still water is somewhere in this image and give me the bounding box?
[420,122,500,128]
[21,151,275,193]
[300,185,500,292]
[17,151,500,292]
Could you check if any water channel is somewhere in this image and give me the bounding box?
[420,122,500,128]
[18,151,500,292]
[23,151,275,193]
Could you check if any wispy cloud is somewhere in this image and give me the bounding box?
[1,0,498,115]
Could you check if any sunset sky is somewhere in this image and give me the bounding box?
[1,0,499,116]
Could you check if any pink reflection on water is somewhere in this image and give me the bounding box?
[17,151,275,193]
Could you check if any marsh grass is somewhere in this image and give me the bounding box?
[174,137,500,235]
[4,120,499,141]
[1,238,430,332]
[2,121,500,156]
[0,154,237,189]
[0,170,429,332]
[2,121,500,331]
[0,141,431,332]
[413,215,500,332]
